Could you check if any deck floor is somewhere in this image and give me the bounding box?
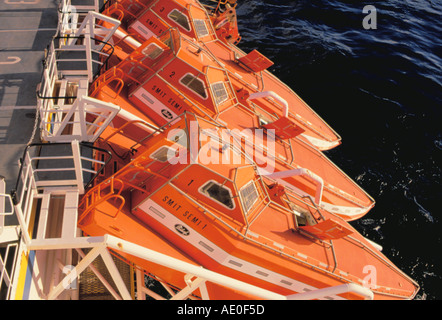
[0,0,58,189]
[0,0,58,228]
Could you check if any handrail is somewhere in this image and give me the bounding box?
[0,178,14,239]
[78,184,126,224]
[0,185,13,217]
[248,91,289,117]
[0,242,18,298]
[261,168,324,206]
[37,35,115,101]
[40,95,122,143]
[12,142,112,205]
[24,233,375,300]
[287,283,373,300]
[113,28,142,48]
[90,66,125,98]
[26,234,287,300]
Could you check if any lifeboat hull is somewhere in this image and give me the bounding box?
[78,181,418,300]
[77,114,418,300]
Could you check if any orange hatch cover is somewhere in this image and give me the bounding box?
[238,49,274,72]
[299,219,354,240]
[263,116,305,139]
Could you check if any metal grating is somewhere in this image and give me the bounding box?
[79,250,132,300]
[194,19,209,38]
[211,82,228,105]
[240,181,259,213]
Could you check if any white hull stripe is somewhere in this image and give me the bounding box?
[138,199,346,300]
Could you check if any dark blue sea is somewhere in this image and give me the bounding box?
[235,0,441,299]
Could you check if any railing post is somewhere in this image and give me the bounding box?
[100,248,132,300]
[260,168,324,205]
[13,204,32,247]
[248,91,289,117]
[170,274,207,300]
[0,193,14,237]
[71,140,85,194]
[84,34,93,82]
[0,177,6,235]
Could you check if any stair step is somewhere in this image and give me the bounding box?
[36,191,51,240]
[34,188,80,241]
[61,190,79,239]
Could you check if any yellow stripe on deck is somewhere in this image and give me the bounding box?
[14,199,39,300]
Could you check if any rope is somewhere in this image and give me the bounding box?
[26,106,40,145]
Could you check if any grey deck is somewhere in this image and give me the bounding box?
[0,0,58,190]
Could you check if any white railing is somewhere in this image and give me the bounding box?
[58,0,121,48]
[58,0,101,36]
[0,177,14,236]
[0,178,18,300]
[13,141,108,209]
[25,234,373,300]
[10,141,107,246]
[40,95,121,143]
[37,11,122,143]
[71,11,121,48]
[0,242,18,299]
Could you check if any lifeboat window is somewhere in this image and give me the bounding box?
[149,146,175,163]
[168,9,191,31]
[200,181,235,209]
[142,43,164,60]
[180,74,207,99]
[211,82,229,106]
[194,19,209,38]
[239,181,259,213]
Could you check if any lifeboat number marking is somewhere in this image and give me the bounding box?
[138,199,346,300]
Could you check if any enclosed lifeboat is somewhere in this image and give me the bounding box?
[101,0,240,44]
[89,27,374,221]
[98,0,342,151]
[78,113,419,300]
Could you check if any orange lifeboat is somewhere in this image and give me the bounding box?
[98,0,342,151]
[78,113,419,300]
[89,27,373,221]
